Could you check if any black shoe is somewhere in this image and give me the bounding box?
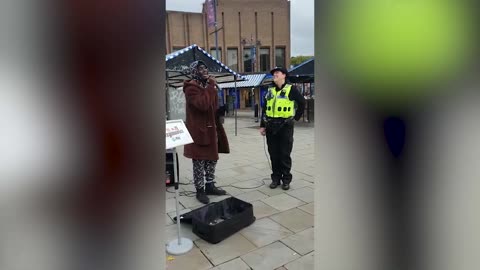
[205,182,227,196]
[281,183,290,190]
[196,188,210,204]
[269,181,280,189]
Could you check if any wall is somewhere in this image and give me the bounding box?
[166,0,290,73]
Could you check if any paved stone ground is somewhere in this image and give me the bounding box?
[166,110,315,270]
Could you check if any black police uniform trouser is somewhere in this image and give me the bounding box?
[266,120,294,184]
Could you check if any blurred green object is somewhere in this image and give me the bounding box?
[325,0,474,104]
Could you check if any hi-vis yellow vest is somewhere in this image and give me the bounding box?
[265,84,295,118]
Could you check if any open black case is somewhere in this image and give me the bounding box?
[174,197,255,244]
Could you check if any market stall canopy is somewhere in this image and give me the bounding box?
[217,73,268,89]
[288,58,314,83]
[166,44,246,88]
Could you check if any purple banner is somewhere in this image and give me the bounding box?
[206,0,215,27]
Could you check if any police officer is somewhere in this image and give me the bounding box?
[259,67,306,190]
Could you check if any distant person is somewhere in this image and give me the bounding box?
[216,84,226,123]
[259,67,306,190]
[304,90,311,98]
[183,60,229,204]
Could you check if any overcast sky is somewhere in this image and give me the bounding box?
[166,0,314,56]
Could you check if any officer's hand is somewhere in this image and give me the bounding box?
[259,127,266,136]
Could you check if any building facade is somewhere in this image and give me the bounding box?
[166,0,291,74]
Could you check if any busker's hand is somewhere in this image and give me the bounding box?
[259,127,266,136]
[205,74,216,81]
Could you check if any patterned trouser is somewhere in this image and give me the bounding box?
[192,159,217,189]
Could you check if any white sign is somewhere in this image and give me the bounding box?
[166,119,193,149]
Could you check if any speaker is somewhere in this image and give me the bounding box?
[165,151,179,186]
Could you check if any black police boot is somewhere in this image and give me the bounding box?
[270,181,281,189]
[196,187,210,204]
[270,174,281,189]
[281,178,291,190]
[205,182,227,196]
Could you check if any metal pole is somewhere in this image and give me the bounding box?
[173,148,182,245]
[251,88,254,111]
[234,75,237,136]
[166,71,170,120]
[213,0,219,60]
[166,147,193,255]
[303,83,306,122]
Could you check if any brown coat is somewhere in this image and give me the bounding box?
[183,78,229,160]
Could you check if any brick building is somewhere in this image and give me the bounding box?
[166,0,291,74]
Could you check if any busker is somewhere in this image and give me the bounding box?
[183,60,229,204]
[259,67,306,190]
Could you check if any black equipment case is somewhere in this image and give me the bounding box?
[187,197,256,244]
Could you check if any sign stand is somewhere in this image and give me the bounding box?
[165,120,194,255]
[166,148,193,255]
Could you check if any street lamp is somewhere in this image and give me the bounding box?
[241,36,261,122]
